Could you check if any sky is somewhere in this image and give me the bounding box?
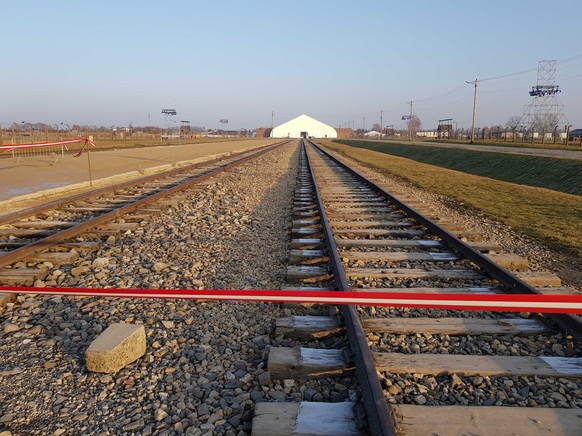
[1,0,581,132]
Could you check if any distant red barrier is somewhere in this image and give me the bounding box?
[0,137,95,157]
[1,286,581,314]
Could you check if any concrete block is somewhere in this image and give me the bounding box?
[0,293,16,311]
[85,323,146,373]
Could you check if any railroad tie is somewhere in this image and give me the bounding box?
[373,353,582,377]
[275,315,343,339]
[395,405,582,435]
[268,347,350,379]
[362,317,550,335]
[252,402,364,436]
[0,268,48,286]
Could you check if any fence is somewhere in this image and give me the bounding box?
[2,144,65,163]
[0,138,95,164]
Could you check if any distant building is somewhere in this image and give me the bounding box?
[272,114,337,139]
[416,131,438,138]
[336,128,353,139]
[255,127,272,138]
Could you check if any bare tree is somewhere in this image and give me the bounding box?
[533,113,559,133]
[505,116,522,130]
[372,123,381,132]
[409,115,422,133]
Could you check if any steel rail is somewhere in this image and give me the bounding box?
[0,141,287,225]
[302,140,398,436]
[0,142,287,269]
[309,140,582,342]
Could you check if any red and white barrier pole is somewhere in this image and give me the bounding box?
[2,286,581,314]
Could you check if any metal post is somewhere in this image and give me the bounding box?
[87,149,93,187]
[565,124,571,147]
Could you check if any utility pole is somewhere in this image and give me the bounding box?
[363,117,366,134]
[380,110,383,139]
[405,101,413,141]
[466,79,478,143]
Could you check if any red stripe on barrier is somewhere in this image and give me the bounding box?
[0,137,96,152]
[1,286,581,314]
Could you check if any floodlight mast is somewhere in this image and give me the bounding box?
[521,60,567,143]
[529,85,561,97]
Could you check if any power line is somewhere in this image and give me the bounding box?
[479,67,538,82]
[558,71,582,81]
[413,85,468,103]
[556,54,582,64]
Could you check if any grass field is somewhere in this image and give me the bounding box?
[318,140,582,258]
[335,140,582,196]
[425,138,582,152]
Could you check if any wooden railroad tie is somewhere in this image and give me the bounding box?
[362,317,550,335]
[275,315,343,339]
[0,268,48,286]
[252,402,364,436]
[395,406,582,436]
[268,347,351,379]
[374,353,582,377]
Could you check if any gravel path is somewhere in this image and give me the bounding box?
[0,139,277,203]
[0,141,341,436]
[385,140,582,161]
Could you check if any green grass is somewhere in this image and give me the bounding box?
[425,138,582,152]
[335,140,582,196]
[318,140,582,258]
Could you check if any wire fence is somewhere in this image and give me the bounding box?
[0,137,95,164]
[1,144,66,163]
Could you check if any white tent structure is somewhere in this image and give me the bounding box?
[271,114,337,139]
[364,131,381,138]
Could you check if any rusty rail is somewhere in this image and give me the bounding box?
[309,139,582,343]
[303,139,398,436]
[0,141,287,268]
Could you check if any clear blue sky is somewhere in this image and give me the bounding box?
[1,0,581,131]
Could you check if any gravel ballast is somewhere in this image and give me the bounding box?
[317,145,582,411]
[1,142,336,435]
[1,140,581,435]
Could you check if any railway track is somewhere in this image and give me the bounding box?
[0,141,287,296]
[254,140,582,435]
[1,139,581,435]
